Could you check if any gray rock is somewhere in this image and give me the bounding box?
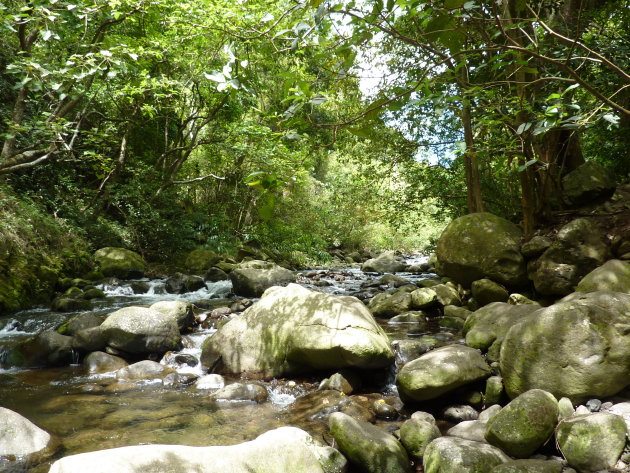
[558,398,574,420]
[195,374,225,390]
[411,411,437,424]
[562,161,616,207]
[447,420,487,443]
[229,260,296,297]
[479,404,502,422]
[400,418,441,460]
[72,326,106,352]
[116,360,175,380]
[471,279,509,307]
[84,351,128,374]
[576,259,630,293]
[521,236,553,259]
[485,376,504,405]
[444,305,471,320]
[362,251,407,273]
[59,312,103,336]
[392,338,438,365]
[319,372,361,395]
[150,300,194,331]
[423,437,510,473]
[0,407,58,463]
[51,297,92,312]
[204,267,230,282]
[8,330,74,367]
[442,405,479,423]
[388,311,428,325]
[210,383,268,403]
[368,291,413,318]
[490,459,563,473]
[93,247,146,279]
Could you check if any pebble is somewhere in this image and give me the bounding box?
[585,399,602,412]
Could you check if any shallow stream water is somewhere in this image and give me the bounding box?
[0,258,457,472]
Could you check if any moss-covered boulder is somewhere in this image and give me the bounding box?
[485,389,558,458]
[362,250,406,273]
[471,279,509,307]
[399,418,441,461]
[562,161,616,207]
[329,412,411,473]
[185,249,220,274]
[500,291,630,402]
[423,437,510,473]
[490,459,563,473]
[201,284,393,378]
[51,297,91,312]
[93,247,146,279]
[7,330,74,367]
[396,345,491,402]
[435,213,526,287]
[57,312,103,335]
[368,291,413,318]
[556,413,627,472]
[100,306,181,355]
[150,301,194,331]
[229,260,295,297]
[576,259,630,293]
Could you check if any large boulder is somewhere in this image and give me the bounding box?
[529,218,611,297]
[396,345,491,402]
[185,249,220,274]
[328,412,411,473]
[201,284,394,378]
[150,301,194,331]
[576,259,630,293]
[368,291,413,318]
[423,437,510,473]
[93,247,146,279]
[48,426,346,473]
[471,279,509,307]
[6,330,74,367]
[435,213,526,287]
[562,161,616,207]
[0,407,58,463]
[362,251,406,273]
[100,306,182,355]
[229,260,295,297]
[500,291,630,402]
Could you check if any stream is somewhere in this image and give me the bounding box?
[0,257,458,472]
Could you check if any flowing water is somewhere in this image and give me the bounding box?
[0,258,457,472]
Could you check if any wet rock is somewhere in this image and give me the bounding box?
[438,316,464,330]
[442,405,478,423]
[392,338,437,365]
[521,236,552,259]
[556,413,627,472]
[388,311,428,325]
[204,267,230,282]
[163,372,197,387]
[83,351,128,374]
[101,306,181,355]
[195,374,225,390]
[51,297,92,312]
[490,459,563,473]
[48,426,345,473]
[576,259,630,293]
[361,250,407,274]
[115,360,176,380]
[228,260,295,297]
[396,345,491,402]
[130,281,150,294]
[165,273,206,294]
[368,291,413,318]
[7,330,74,367]
[400,418,441,461]
[201,284,393,378]
[72,326,106,352]
[319,371,361,395]
[0,407,59,464]
[150,300,194,331]
[443,305,471,320]
[329,412,411,473]
[471,279,509,307]
[423,437,510,473]
[210,383,268,403]
[562,161,616,207]
[373,399,398,419]
[485,389,558,458]
[58,312,104,336]
[93,247,146,279]
[290,390,374,424]
[82,288,106,300]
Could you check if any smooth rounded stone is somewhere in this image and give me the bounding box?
[373,400,398,419]
[72,326,107,352]
[562,161,616,207]
[201,284,393,378]
[7,330,74,367]
[163,372,197,387]
[417,279,441,288]
[485,389,558,458]
[529,218,611,297]
[423,436,510,473]
[410,287,439,309]
[396,345,491,402]
[130,281,150,294]
[521,236,553,259]
[442,405,479,423]
[64,287,84,298]
[400,418,441,460]
[48,426,345,473]
[485,376,504,405]
[585,398,602,412]
[150,300,194,331]
[195,374,225,390]
[229,260,295,297]
[447,420,487,443]
[58,312,104,336]
[444,305,471,320]
[490,459,563,473]
[84,351,128,374]
[204,267,230,282]
[319,372,361,395]
[411,411,437,425]
[388,311,428,325]
[576,259,630,293]
[507,293,539,306]
[377,274,412,287]
[438,316,464,330]
[556,413,627,472]
[82,288,106,300]
[573,405,590,416]
[328,412,411,473]
[210,383,268,403]
[607,402,630,432]
[172,353,198,367]
[392,337,439,365]
[557,398,574,420]
[362,250,407,273]
[435,212,527,287]
[471,279,509,307]
[0,407,58,463]
[93,247,146,279]
[500,291,630,402]
[51,297,92,312]
[185,249,220,274]
[116,360,176,380]
[288,390,374,424]
[368,291,413,318]
[478,404,502,422]
[101,306,181,355]
[411,284,462,309]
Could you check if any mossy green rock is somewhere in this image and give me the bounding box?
[485,389,558,458]
[57,312,103,336]
[399,418,441,460]
[329,412,411,473]
[51,297,91,312]
[471,279,509,307]
[500,291,630,402]
[361,250,406,273]
[396,345,491,402]
[562,161,616,207]
[435,212,526,287]
[556,413,627,472]
[93,247,146,279]
[8,331,74,367]
[423,437,510,473]
[229,260,295,297]
[201,284,393,378]
[185,249,220,274]
[82,288,106,300]
[576,259,630,293]
[368,291,413,318]
[490,459,563,473]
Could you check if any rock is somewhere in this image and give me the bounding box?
[410,284,461,309]
[0,407,58,463]
[57,312,104,336]
[471,279,509,307]
[51,297,92,312]
[485,376,504,405]
[130,281,150,294]
[396,345,491,402]
[288,390,374,424]
[442,405,478,423]
[100,306,182,355]
[204,267,230,282]
[562,161,616,207]
[521,236,553,259]
[165,273,206,294]
[411,411,437,424]
[82,288,106,300]
[400,418,441,460]
[84,351,127,374]
[48,426,346,473]
[484,389,558,458]
[479,404,502,422]
[229,260,296,297]
[64,287,83,297]
[373,400,397,419]
[388,311,428,325]
[438,316,464,330]
[435,213,527,287]
[185,249,220,274]
[376,274,412,287]
[368,291,413,318]
[329,412,411,473]
[558,398,574,420]
[392,338,437,365]
[423,437,510,473]
[201,284,393,378]
[72,327,106,352]
[556,413,627,472]
[490,459,563,473]
[210,383,268,403]
[500,291,630,402]
[444,305,471,320]
[362,250,406,273]
[576,259,630,293]
[529,218,611,296]
[447,420,487,443]
[585,398,602,412]
[93,247,146,279]
[319,372,360,395]
[195,374,225,390]
[7,330,74,367]
[507,294,539,305]
[150,300,194,331]
[116,360,176,380]
[410,287,438,308]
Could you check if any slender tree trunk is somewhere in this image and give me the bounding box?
[460,67,484,214]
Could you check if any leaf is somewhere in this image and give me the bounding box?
[562,83,580,95]
[100,50,112,57]
[309,94,327,105]
[517,159,538,172]
[309,0,325,6]
[240,60,248,68]
[347,126,371,139]
[42,30,52,41]
[516,122,532,134]
[260,13,274,22]
[602,113,620,126]
[204,72,225,82]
